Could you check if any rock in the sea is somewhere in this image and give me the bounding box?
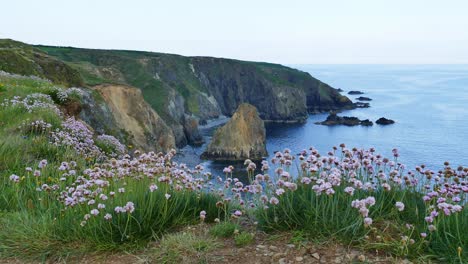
[316,112,373,126]
[201,103,267,160]
[356,96,372,101]
[360,119,373,126]
[348,91,364,95]
[354,102,370,108]
[376,117,395,125]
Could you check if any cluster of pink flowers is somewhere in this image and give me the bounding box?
[351,197,376,227]
[56,87,83,103]
[1,93,61,115]
[19,119,53,134]
[50,117,102,159]
[96,134,126,157]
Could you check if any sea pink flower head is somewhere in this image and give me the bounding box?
[124,202,135,213]
[365,196,376,206]
[149,184,158,192]
[233,210,242,217]
[269,197,279,205]
[395,202,405,211]
[165,193,171,200]
[344,186,355,195]
[200,210,206,221]
[38,159,48,169]
[104,213,112,221]
[9,174,20,183]
[363,217,373,227]
[90,209,99,216]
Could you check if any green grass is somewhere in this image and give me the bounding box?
[152,231,219,264]
[0,73,228,261]
[234,232,255,247]
[256,181,467,262]
[209,221,240,238]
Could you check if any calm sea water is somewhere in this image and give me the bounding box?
[178,65,468,176]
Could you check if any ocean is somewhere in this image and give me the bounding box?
[178,65,468,176]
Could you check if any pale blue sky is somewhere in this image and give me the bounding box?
[2,0,468,64]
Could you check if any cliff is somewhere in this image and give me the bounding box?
[201,103,267,160]
[0,39,354,151]
[95,84,176,152]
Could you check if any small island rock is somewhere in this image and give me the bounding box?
[376,117,395,125]
[348,91,364,95]
[315,112,373,126]
[201,103,267,160]
[356,96,372,101]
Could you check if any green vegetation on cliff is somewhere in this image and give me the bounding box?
[1,39,354,147]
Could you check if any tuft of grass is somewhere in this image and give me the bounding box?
[209,221,240,238]
[234,232,255,247]
[152,231,219,264]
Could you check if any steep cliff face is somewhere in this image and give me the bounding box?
[0,39,355,150]
[201,103,267,160]
[95,84,176,152]
[36,45,354,145]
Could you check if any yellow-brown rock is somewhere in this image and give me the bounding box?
[201,103,267,160]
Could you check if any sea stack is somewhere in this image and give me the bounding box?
[201,103,267,160]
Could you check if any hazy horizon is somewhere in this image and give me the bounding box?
[2,0,468,64]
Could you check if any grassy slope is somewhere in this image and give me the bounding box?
[0,39,83,87]
[36,45,342,118]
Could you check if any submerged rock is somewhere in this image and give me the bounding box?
[376,117,395,125]
[356,96,372,101]
[354,102,370,108]
[348,91,364,95]
[316,112,373,126]
[201,103,267,160]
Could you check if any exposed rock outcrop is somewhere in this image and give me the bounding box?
[356,96,372,101]
[0,39,360,149]
[79,88,127,141]
[95,84,176,152]
[315,112,373,126]
[354,102,371,108]
[348,91,364,95]
[376,117,395,125]
[201,103,267,160]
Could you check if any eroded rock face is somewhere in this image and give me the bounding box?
[201,103,267,160]
[95,84,175,152]
[79,88,126,141]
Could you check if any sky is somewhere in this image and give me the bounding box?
[2,0,468,64]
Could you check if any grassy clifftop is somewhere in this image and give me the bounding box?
[0,39,83,87]
[1,39,353,147]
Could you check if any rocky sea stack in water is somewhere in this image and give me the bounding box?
[316,112,373,126]
[201,103,267,160]
[376,117,395,125]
